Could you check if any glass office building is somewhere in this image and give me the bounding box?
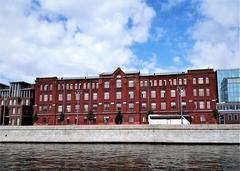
[216,69,240,102]
[216,69,240,124]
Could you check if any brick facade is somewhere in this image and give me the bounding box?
[34,68,217,125]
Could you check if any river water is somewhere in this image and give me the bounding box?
[0,144,239,170]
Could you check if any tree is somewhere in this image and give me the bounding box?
[87,110,95,124]
[115,111,123,124]
[213,109,220,119]
[60,112,64,122]
[32,114,38,122]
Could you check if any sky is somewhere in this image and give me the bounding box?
[0,0,239,84]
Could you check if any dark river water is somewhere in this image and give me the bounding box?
[0,144,239,170]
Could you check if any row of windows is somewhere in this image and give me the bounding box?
[227,114,239,121]
[38,100,212,114]
[140,78,187,87]
[39,88,210,103]
[104,80,134,88]
[217,104,240,110]
[0,99,30,106]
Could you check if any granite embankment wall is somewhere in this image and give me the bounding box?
[0,125,240,144]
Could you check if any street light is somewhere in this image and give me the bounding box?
[177,87,184,125]
[2,96,7,125]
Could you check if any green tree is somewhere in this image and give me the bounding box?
[87,110,95,124]
[115,111,123,124]
[32,114,38,122]
[60,112,64,122]
[213,109,220,119]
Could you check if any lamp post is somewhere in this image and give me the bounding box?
[178,87,184,125]
[2,96,7,125]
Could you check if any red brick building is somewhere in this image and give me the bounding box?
[34,68,217,125]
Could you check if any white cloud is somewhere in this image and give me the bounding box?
[0,0,155,84]
[187,0,240,69]
[161,0,186,11]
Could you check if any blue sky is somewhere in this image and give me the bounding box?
[0,0,239,84]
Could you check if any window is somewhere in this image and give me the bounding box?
[128,80,134,87]
[181,89,186,97]
[183,78,187,85]
[173,79,177,85]
[193,78,196,84]
[179,79,182,85]
[87,83,90,89]
[199,101,205,109]
[104,103,110,111]
[75,83,78,90]
[92,83,95,89]
[159,80,162,86]
[199,89,204,96]
[104,92,109,100]
[49,84,52,91]
[154,80,157,86]
[207,101,211,109]
[170,90,176,97]
[151,90,156,98]
[66,105,71,112]
[84,104,89,112]
[75,117,78,124]
[57,84,61,90]
[75,105,80,112]
[104,116,109,124]
[70,84,73,90]
[42,117,46,125]
[40,85,43,91]
[151,103,156,110]
[144,80,147,87]
[116,92,122,99]
[13,99,17,105]
[26,99,29,105]
[39,95,42,102]
[198,78,204,84]
[83,83,86,89]
[200,115,206,122]
[140,81,143,87]
[161,102,166,110]
[93,93,98,100]
[49,95,52,101]
[161,90,166,98]
[194,101,197,109]
[206,77,209,84]
[96,83,99,89]
[58,105,62,112]
[116,80,122,88]
[39,106,42,113]
[76,93,80,100]
[58,94,63,101]
[12,108,16,114]
[171,102,176,109]
[169,79,172,86]
[44,94,48,102]
[193,89,197,96]
[44,84,48,91]
[234,114,238,120]
[128,103,134,111]
[66,84,69,90]
[129,91,134,99]
[141,103,147,110]
[228,114,232,121]
[128,116,134,123]
[116,103,122,111]
[67,117,70,125]
[104,81,109,88]
[93,104,98,111]
[206,88,210,96]
[182,101,187,109]
[141,91,146,98]
[67,94,71,101]
[163,80,167,86]
[84,93,89,100]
